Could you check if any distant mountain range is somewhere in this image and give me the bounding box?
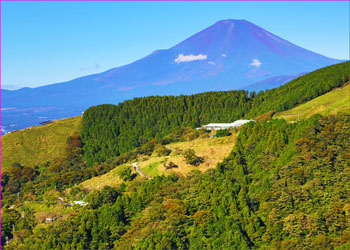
[244,73,307,92]
[1,19,343,134]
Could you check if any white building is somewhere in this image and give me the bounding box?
[203,120,255,130]
[73,200,88,206]
[46,217,57,223]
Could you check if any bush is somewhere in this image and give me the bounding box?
[216,129,232,137]
[118,166,132,181]
[167,127,200,142]
[183,149,204,166]
[153,144,171,157]
[85,186,120,209]
[164,161,178,170]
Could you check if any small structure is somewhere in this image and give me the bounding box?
[58,197,74,207]
[46,217,57,223]
[163,161,178,170]
[73,200,88,206]
[65,202,74,207]
[57,197,65,203]
[39,120,52,125]
[203,120,255,130]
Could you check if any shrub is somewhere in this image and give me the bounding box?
[164,161,178,170]
[183,149,204,166]
[153,144,171,157]
[118,166,132,181]
[216,129,232,137]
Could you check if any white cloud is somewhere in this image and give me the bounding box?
[1,126,8,134]
[208,61,216,65]
[249,58,262,67]
[174,53,207,63]
[222,54,226,57]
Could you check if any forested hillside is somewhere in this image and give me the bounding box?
[1,62,349,249]
[4,114,348,249]
[82,61,349,164]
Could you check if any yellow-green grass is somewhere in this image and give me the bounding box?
[25,200,74,223]
[3,191,75,225]
[75,133,237,190]
[142,161,162,176]
[139,133,237,177]
[77,164,131,191]
[274,84,349,122]
[1,116,82,172]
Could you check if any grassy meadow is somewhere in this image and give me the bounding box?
[1,116,82,172]
[76,164,130,191]
[139,132,238,177]
[274,83,349,122]
[74,132,238,190]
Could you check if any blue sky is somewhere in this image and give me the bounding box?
[1,1,349,89]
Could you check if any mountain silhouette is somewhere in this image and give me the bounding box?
[1,19,342,133]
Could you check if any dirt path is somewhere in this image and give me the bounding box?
[131,162,145,177]
[165,145,175,151]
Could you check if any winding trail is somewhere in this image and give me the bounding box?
[165,145,175,151]
[131,162,145,177]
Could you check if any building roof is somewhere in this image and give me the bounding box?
[73,200,88,206]
[205,123,235,127]
[205,120,255,128]
[232,120,255,126]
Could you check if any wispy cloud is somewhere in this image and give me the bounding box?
[174,53,207,63]
[1,126,8,134]
[118,86,135,91]
[249,58,262,67]
[222,54,226,57]
[80,63,100,72]
[208,61,216,65]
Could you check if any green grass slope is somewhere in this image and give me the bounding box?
[1,116,82,172]
[274,83,349,122]
[77,132,237,190]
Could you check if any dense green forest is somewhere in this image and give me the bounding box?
[4,114,348,249]
[81,61,349,164]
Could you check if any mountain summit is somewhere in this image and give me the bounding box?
[1,19,342,133]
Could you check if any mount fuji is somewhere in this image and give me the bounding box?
[1,19,342,134]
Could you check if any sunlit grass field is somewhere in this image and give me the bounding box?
[77,164,130,191]
[75,133,238,190]
[1,116,82,172]
[274,84,349,122]
[139,133,238,177]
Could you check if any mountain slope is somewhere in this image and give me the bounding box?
[76,82,349,191]
[4,113,348,250]
[1,19,342,133]
[274,83,349,121]
[1,62,348,173]
[244,73,306,92]
[81,61,349,164]
[2,62,349,249]
[1,116,81,172]
[77,133,237,191]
